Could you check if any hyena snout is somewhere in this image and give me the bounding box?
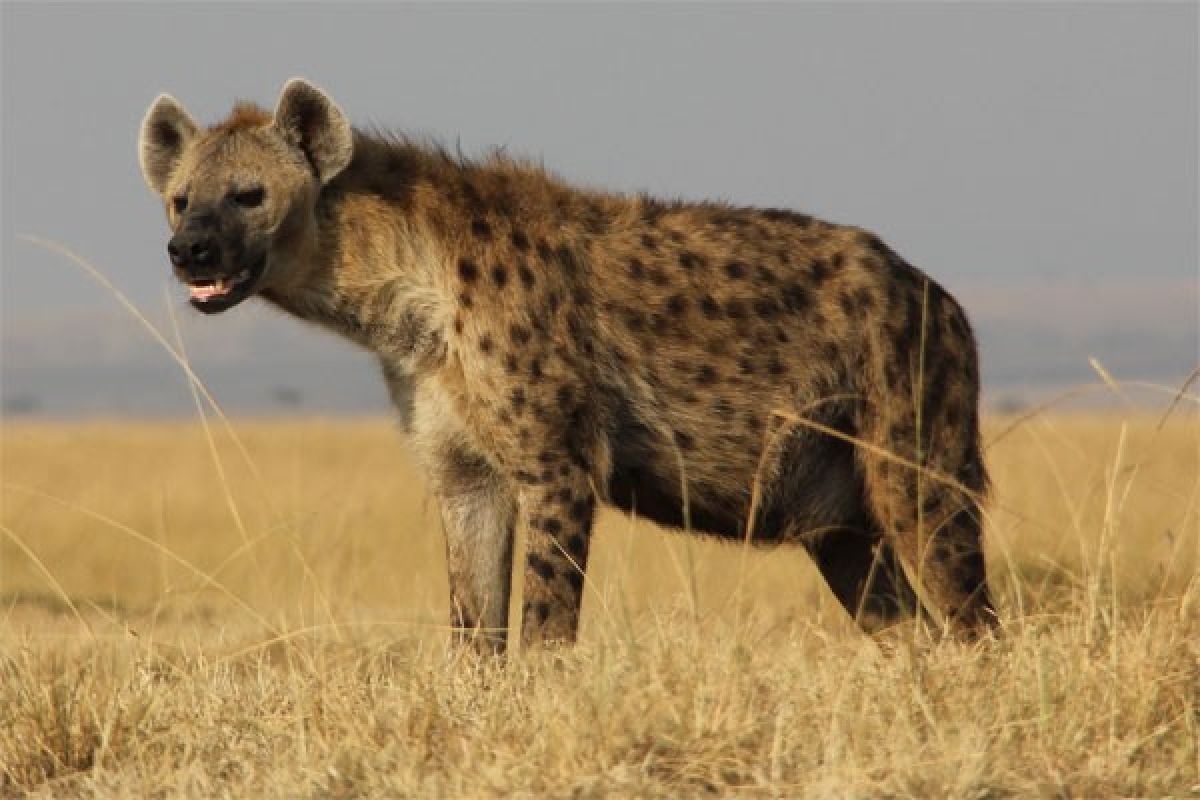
[167,230,220,272]
[167,216,268,313]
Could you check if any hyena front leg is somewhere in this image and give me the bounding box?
[410,377,516,652]
[427,441,516,652]
[514,456,597,646]
[432,444,517,653]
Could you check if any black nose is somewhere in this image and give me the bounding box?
[167,233,220,269]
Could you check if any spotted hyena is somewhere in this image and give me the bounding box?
[139,78,995,650]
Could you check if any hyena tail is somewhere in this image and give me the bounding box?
[854,297,997,637]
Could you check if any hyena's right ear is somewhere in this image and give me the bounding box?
[138,94,199,195]
[273,78,354,185]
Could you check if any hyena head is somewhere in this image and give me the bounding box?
[138,79,353,314]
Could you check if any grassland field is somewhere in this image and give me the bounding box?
[1,410,1197,797]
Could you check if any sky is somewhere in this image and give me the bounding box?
[2,2,1197,416]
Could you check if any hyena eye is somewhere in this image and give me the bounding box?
[172,195,188,214]
[232,187,265,209]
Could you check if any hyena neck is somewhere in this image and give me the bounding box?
[261,134,463,371]
[262,130,587,372]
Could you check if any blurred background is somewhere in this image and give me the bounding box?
[2,2,1196,417]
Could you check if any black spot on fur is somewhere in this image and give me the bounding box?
[471,218,491,238]
[724,261,746,280]
[505,354,519,373]
[555,244,575,274]
[696,365,718,385]
[810,259,830,284]
[831,252,846,269]
[518,263,536,290]
[543,517,563,535]
[700,295,721,319]
[556,385,574,408]
[569,499,592,523]
[478,334,493,354]
[725,299,747,320]
[565,569,584,592]
[510,324,531,346]
[566,533,588,558]
[640,233,658,250]
[666,294,687,315]
[738,356,756,375]
[491,266,508,288]
[679,251,701,270]
[854,287,875,311]
[753,298,779,319]
[839,292,857,317]
[756,266,777,284]
[768,358,786,376]
[511,230,530,251]
[629,258,646,280]
[674,430,695,450]
[529,553,556,581]
[458,259,479,283]
[510,388,527,411]
[782,283,811,314]
[530,601,551,623]
[624,309,646,332]
[530,358,543,379]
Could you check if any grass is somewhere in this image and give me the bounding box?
[1,412,1197,797]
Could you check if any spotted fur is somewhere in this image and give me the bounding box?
[140,79,995,651]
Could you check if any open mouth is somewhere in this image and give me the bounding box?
[186,254,268,314]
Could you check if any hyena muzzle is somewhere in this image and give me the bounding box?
[139,78,996,651]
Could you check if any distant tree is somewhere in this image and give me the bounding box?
[270,386,303,409]
[993,395,1028,415]
[1,394,42,415]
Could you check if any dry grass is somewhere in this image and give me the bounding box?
[1,412,1197,797]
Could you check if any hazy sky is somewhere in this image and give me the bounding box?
[2,2,1196,414]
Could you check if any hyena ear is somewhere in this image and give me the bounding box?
[139,94,199,195]
[273,78,354,185]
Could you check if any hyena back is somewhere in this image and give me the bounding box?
[139,79,995,650]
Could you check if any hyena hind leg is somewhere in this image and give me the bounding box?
[861,448,996,638]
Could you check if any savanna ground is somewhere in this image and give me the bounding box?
[1,406,1197,797]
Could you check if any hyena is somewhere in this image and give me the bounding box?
[139,79,995,650]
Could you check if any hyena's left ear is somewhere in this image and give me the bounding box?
[139,94,199,194]
[273,78,354,185]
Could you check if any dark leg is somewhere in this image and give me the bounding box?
[802,527,923,634]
